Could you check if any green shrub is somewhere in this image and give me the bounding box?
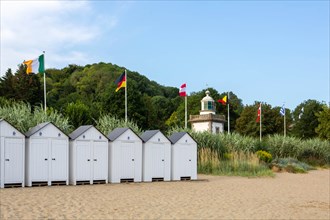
[271,158,315,173]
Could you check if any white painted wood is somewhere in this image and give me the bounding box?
[4,138,24,184]
[76,141,91,182]
[51,139,68,182]
[171,133,197,181]
[25,123,69,187]
[30,139,49,182]
[120,142,135,179]
[142,131,171,182]
[0,120,25,188]
[108,128,142,183]
[93,141,108,181]
[69,126,108,185]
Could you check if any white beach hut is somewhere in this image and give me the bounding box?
[108,128,142,183]
[69,125,108,185]
[169,132,197,181]
[25,122,69,187]
[140,130,171,182]
[0,119,25,188]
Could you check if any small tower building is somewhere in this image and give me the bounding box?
[189,90,226,134]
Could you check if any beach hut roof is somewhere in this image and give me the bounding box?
[107,127,142,141]
[25,122,67,137]
[140,130,171,143]
[69,125,93,140]
[168,132,196,144]
[69,125,107,140]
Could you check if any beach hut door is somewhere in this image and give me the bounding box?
[151,144,165,178]
[31,139,49,181]
[76,141,91,181]
[93,141,107,180]
[4,138,23,183]
[51,139,67,181]
[179,145,192,177]
[121,142,135,178]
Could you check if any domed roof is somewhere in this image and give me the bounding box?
[201,90,214,102]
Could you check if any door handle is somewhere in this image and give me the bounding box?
[189,159,191,161]
[94,159,97,161]
[52,158,56,161]
[132,159,134,161]
[87,159,90,161]
[162,159,164,161]
[44,158,48,161]
[5,159,9,161]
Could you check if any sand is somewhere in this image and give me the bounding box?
[0,169,329,220]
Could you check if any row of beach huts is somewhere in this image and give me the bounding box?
[0,119,197,188]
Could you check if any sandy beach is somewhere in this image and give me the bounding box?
[0,169,329,220]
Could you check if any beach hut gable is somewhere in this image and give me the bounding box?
[69,125,107,141]
[141,130,171,144]
[0,119,25,188]
[25,122,67,138]
[108,128,141,142]
[0,119,25,138]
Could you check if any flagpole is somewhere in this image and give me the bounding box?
[185,95,187,129]
[125,69,127,123]
[260,103,262,142]
[227,92,230,134]
[43,51,46,112]
[284,108,286,137]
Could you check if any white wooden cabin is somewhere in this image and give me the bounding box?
[0,119,25,188]
[169,132,197,181]
[140,130,171,182]
[69,125,108,185]
[25,122,69,187]
[108,128,142,183]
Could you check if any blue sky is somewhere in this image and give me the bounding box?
[1,0,329,110]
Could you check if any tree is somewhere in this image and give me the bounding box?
[64,101,93,128]
[292,99,323,138]
[235,102,288,137]
[315,105,330,140]
[217,91,244,132]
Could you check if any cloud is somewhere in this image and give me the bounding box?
[0,0,116,75]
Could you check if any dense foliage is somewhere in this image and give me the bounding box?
[0,62,328,140]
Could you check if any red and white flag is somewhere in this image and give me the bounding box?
[256,103,261,122]
[179,83,187,97]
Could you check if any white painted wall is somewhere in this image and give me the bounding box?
[171,134,197,181]
[142,132,171,182]
[109,129,142,183]
[1,120,25,188]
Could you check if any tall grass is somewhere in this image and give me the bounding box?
[0,101,72,133]
[198,148,274,177]
[96,114,142,136]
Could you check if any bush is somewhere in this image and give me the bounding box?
[271,158,315,173]
[256,150,272,163]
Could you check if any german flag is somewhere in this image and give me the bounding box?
[115,72,126,92]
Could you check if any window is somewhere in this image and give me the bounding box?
[215,127,220,134]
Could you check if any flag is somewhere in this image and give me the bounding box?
[115,72,126,92]
[256,104,261,122]
[179,83,186,97]
[280,105,285,116]
[218,96,227,106]
[23,54,45,74]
